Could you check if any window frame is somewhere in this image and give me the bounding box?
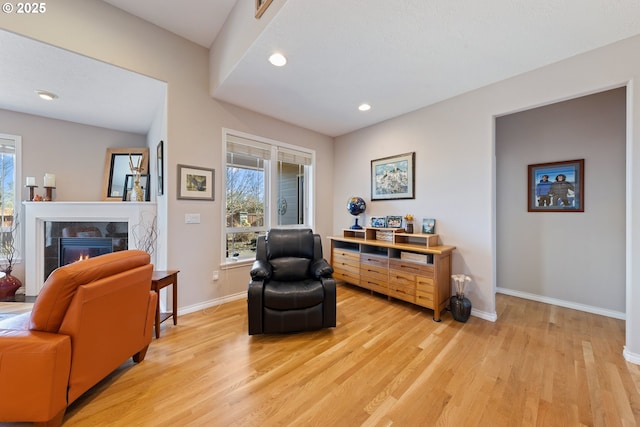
[222,129,315,267]
[0,133,22,265]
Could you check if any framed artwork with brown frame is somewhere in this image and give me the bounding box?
[528,159,584,212]
[177,164,215,201]
[255,0,273,18]
[371,152,415,200]
[102,147,149,201]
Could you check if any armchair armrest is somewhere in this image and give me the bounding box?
[311,258,334,279]
[0,330,71,423]
[250,260,272,281]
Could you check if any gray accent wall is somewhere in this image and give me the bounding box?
[496,88,626,314]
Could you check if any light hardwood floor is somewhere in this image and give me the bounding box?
[2,284,639,427]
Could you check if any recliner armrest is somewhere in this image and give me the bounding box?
[311,258,334,279]
[250,260,272,280]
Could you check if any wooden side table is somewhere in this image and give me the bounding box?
[151,270,180,338]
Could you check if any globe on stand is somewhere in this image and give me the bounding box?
[347,196,366,229]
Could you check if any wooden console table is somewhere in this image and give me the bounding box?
[151,270,180,338]
[329,229,455,321]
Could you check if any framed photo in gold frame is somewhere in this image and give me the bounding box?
[255,0,273,18]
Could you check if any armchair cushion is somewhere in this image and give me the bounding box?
[270,257,311,282]
[266,228,314,259]
[263,280,325,310]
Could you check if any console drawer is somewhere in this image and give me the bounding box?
[359,276,388,295]
[389,259,434,277]
[416,276,434,307]
[389,281,415,303]
[360,263,388,282]
[361,254,388,269]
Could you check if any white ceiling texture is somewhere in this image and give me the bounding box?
[3,0,640,136]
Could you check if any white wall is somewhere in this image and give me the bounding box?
[0,108,146,202]
[0,0,334,313]
[496,88,626,315]
[335,34,640,361]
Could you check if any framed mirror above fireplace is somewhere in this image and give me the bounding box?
[102,147,149,201]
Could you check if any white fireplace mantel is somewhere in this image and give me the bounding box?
[24,201,157,295]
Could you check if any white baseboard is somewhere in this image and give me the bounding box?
[177,291,246,316]
[470,307,498,322]
[496,287,625,320]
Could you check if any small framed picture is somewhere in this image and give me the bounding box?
[528,159,584,212]
[177,164,215,201]
[157,140,164,196]
[386,216,403,228]
[370,217,387,228]
[422,218,436,234]
[122,174,150,201]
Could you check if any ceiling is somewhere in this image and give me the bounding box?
[3,0,640,136]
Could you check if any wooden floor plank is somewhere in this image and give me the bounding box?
[1,285,639,427]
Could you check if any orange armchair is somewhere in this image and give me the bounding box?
[0,250,157,426]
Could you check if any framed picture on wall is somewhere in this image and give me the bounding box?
[157,140,164,196]
[122,174,151,202]
[528,159,584,212]
[177,164,215,201]
[371,152,415,200]
[255,0,273,18]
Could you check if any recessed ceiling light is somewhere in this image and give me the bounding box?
[269,53,287,67]
[36,90,58,101]
[358,103,371,112]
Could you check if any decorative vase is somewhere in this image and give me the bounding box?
[406,223,414,234]
[450,294,472,322]
[0,268,22,301]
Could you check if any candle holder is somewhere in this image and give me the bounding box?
[25,185,38,201]
[44,186,55,202]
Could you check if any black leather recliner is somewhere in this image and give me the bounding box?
[248,228,336,335]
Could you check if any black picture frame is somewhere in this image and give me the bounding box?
[371,152,415,200]
[157,140,164,196]
[122,174,151,202]
[102,147,149,201]
[528,159,584,212]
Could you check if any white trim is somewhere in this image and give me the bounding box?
[470,307,498,322]
[496,287,625,320]
[623,347,640,365]
[177,291,246,316]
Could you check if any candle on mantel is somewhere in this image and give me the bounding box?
[44,173,56,187]
[25,176,35,186]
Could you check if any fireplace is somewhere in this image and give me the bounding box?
[24,201,157,296]
[59,237,114,267]
[44,221,128,280]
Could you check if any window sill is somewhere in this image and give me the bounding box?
[221,259,254,270]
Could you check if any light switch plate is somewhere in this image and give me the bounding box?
[185,213,200,224]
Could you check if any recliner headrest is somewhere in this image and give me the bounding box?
[266,229,314,260]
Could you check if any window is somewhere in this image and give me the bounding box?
[0,134,21,264]
[224,130,314,263]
